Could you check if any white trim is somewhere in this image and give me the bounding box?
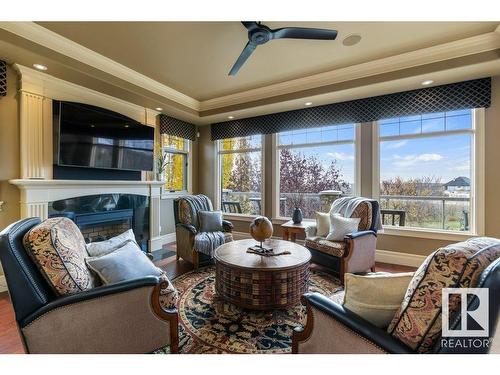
[472,108,486,235]
[0,275,7,293]
[1,22,199,111]
[355,123,362,196]
[155,232,177,247]
[271,133,279,218]
[231,230,425,268]
[380,227,476,241]
[223,214,259,222]
[375,249,426,268]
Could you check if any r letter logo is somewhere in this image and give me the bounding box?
[442,288,489,337]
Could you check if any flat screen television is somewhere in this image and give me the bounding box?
[54,101,154,172]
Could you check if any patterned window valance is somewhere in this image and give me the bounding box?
[210,77,491,140]
[0,60,7,97]
[159,114,197,141]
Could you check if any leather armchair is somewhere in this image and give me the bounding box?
[173,194,233,269]
[293,257,500,354]
[304,199,380,284]
[0,218,179,354]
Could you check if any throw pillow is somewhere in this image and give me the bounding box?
[86,229,136,257]
[326,214,360,241]
[342,272,414,328]
[315,212,331,237]
[387,237,500,353]
[23,217,96,296]
[86,240,162,284]
[198,210,223,232]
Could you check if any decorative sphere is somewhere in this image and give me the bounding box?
[249,216,273,242]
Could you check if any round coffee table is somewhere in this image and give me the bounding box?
[214,239,311,310]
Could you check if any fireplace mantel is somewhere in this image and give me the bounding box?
[10,179,165,251]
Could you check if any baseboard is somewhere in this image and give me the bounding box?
[375,249,426,268]
[0,275,7,293]
[149,232,176,251]
[233,231,424,268]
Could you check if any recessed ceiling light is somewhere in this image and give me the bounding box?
[342,34,362,47]
[124,125,130,128]
[90,124,95,128]
[33,63,48,71]
[155,107,163,111]
[228,116,234,119]
[305,102,313,106]
[422,80,434,86]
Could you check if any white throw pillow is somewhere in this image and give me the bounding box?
[326,214,360,241]
[342,272,414,328]
[86,229,136,257]
[315,212,331,237]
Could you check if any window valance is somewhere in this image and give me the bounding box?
[159,114,197,141]
[210,77,491,140]
[0,60,7,97]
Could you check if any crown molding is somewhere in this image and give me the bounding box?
[200,28,500,111]
[3,22,500,121]
[13,63,154,124]
[0,22,200,111]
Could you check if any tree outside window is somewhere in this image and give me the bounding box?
[161,134,188,192]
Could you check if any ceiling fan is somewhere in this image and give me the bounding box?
[228,21,338,76]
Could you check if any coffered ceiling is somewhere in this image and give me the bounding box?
[1,21,500,125]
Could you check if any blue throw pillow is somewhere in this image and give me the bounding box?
[85,240,162,285]
[198,210,223,232]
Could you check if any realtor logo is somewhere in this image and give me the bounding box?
[442,288,489,337]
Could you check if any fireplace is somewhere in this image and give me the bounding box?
[48,194,150,251]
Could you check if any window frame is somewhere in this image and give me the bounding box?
[216,135,265,219]
[160,135,191,196]
[273,123,361,220]
[372,108,485,238]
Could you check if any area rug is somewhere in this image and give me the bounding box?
[159,266,342,354]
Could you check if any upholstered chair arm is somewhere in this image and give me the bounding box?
[19,279,179,354]
[292,293,412,354]
[343,231,377,274]
[222,220,234,232]
[304,224,317,238]
[176,223,197,234]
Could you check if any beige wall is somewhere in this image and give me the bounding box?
[195,75,500,258]
[0,64,20,275]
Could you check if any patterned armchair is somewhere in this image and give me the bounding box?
[173,195,233,269]
[304,198,380,284]
[293,237,500,354]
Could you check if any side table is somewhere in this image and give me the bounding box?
[281,220,314,242]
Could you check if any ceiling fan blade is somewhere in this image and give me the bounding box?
[241,21,259,31]
[271,27,338,40]
[228,42,257,76]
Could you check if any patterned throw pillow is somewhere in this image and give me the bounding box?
[387,237,500,353]
[23,217,96,296]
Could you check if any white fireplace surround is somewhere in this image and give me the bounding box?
[10,179,166,251]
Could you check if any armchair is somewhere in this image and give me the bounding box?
[173,194,233,269]
[293,237,500,354]
[304,198,380,284]
[0,218,179,354]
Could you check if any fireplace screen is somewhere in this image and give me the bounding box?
[48,194,150,251]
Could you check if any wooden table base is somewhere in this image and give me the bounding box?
[215,261,310,310]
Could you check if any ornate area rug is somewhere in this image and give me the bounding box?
[160,266,341,354]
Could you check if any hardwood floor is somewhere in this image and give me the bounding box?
[0,242,416,354]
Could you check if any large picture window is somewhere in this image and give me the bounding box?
[376,109,477,232]
[161,134,189,192]
[218,135,263,215]
[277,124,357,218]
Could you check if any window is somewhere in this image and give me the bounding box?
[375,109,479,232]
[277,124,357,218]
[218,135,263,215]
[161,134,189,192]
